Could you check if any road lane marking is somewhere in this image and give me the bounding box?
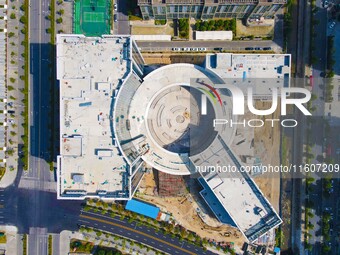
[81,210,126,223]
[80,214,196,255]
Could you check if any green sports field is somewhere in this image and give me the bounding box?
[74,0,111,36]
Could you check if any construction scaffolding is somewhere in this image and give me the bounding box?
[155,170,187,197]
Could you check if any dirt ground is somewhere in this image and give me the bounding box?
[143,53,206,65]
[236,20,274,37]
[137,173,245,247]
[131,21,174,36]
[252,101,281,212]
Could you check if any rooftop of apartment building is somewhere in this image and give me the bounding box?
[138,0,286,5]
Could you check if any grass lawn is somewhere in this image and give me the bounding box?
[131,22,174,36]
[0,233,7,244]
[236,20,274,37]
[70,239,94,253]
[0,167,5,181]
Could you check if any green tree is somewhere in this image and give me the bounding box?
[20,16,27,24]
[178,19,189,39]
[56,17,63,24]
[6,149,14,156]
[7,86,15,91]
[97,250,105,255]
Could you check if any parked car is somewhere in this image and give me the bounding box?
[190,47,199,51]
[255,47,262,51]
[329,21,336,29]
[324,0,329,8]
[245,47,254,50]
[172,47,181,51]
[214,47,223,51]
[263,47,272,50]
[114,14,118,22]
[114,3,117,11]
[198,47,207,51]
[8,110,15,114]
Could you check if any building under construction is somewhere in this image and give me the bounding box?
[155,170,187,197]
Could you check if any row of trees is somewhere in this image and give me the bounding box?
[94,247,122,255]
[283,0,293,51]
[80,226,165,255]
[321,212,332,253]
[85,199,235,254]
[195,19,236,34]
[324,36,335,102]
[20,0,29,170]
[303,93,318,251]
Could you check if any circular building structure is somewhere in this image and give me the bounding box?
[114,63,236,175]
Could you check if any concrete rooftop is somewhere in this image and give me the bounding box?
[57,35,132,197]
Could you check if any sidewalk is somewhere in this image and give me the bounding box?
[0,225,19,255]
[60,230,83,255]
[0,166,17,188]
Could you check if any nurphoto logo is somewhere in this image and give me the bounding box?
[199,83,312,128]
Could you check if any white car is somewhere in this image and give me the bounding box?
[329,21,336,29]
[114,4,117,11]
[190,47,199,51]
[324,0,329,8]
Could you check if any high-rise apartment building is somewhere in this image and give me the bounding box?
[137,0,285,20]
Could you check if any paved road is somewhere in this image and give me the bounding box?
[308,5,327,254]
[28,0,53,222]
[290,0,309,253]
[2,187,82,233]
[137,40,282,52]
[28,228,48,255]
[24,1,56,254]
[307,3,332,255]
[52,234,60,255]
[29,0,53,183]
[115,0,130,35]
[79,210,217,255]
[1,186,220,255]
